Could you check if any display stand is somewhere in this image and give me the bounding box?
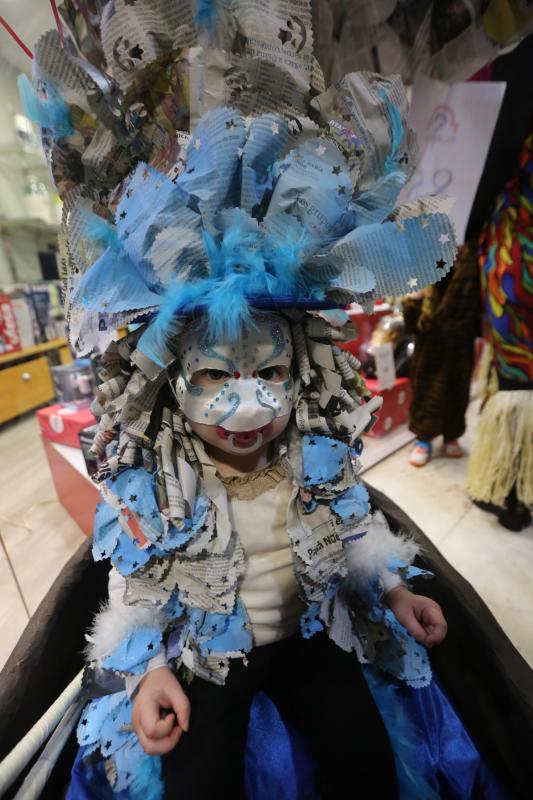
[0,339,71,425]
[41,438,99,536]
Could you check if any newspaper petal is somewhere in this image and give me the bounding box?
[177,108,247,225]
[113,532,152,576]
[103,626,163,674]
[77,692,127,749]
[241,113,289,213]
[116,163,186,266]
[268,137,352,243]
[333,208,457,299]
[70,246,162,316]
[375,610,432,689]
[92,502,122,562]
[330,483,371,526]
[302,434,350,486]
[100,699,135,757]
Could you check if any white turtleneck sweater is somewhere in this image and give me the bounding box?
[226,475,305,646]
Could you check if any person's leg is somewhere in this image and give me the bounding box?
[442,342,476,456]
[268,632,398,799]
[162,646,274,799]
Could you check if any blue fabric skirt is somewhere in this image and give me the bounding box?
[68,667,506,800]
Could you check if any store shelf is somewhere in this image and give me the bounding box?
[0,337,68,367]
[0,338,71,424]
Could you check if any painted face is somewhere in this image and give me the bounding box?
[175,314,294,454]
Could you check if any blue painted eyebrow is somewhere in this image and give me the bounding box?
[256,324,287,371]
[197,337,236,373]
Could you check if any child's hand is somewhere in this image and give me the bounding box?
[385,585,447,647]
[132,666,191,755]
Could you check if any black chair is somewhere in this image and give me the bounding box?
[0,485,532,799]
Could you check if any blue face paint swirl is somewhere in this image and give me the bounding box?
[215,392,240,425]
[180,371,204,396]
[256,389,277,417]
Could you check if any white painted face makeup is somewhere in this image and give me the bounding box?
[175,314,294,454]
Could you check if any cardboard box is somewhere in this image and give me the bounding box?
[42,437,100,536]
[0,293,22,355]
[37,404,96,448]
[341,304,392,360]
[364,377,412,437]
[51,360,95,406]
[10,297,36,349]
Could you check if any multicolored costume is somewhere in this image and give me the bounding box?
[467,131,533,511]
[19,1,466,797]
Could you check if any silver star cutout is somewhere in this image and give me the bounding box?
[315,144,326,156]
[439,233,450,244]
[408,276,418,289]
[271,122,280,135]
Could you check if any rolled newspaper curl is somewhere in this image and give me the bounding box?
[13,698,84,800]
[0,670,83,797]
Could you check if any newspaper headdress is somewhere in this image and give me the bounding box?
[21,0,456,367]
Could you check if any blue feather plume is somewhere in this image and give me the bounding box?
[80,210,118,249]
[195,0,218,28]
[379,88,405,175]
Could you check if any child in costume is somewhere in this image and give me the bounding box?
[20,1,458,796]
[81,309,447,800]
[125,312,447,799]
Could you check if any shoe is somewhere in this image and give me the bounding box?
[498,504,532,532]
[498,506,531,532]
[472,497,532,531]
[472,498,501,516]
[443,440,464,458]
[409,440,432,467]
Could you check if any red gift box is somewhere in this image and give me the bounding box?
[363,377,412,438]
[340,304,392,359]
[0,293,22,355]
[37,404,96,448]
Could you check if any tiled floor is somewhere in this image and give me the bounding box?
[0,405,531,673]
[0,415,85,669]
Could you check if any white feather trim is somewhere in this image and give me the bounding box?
[343,510,419,585]
[85,568,165,663]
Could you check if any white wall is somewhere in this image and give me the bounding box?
[0,57,58,286]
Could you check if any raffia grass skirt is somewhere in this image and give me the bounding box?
[466,390,533,508]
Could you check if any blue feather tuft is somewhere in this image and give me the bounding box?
[195,0,218,27]
[137,207,326,364]
[379,88,405,175]
[263,215,321,299]
[80,210,118,249]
